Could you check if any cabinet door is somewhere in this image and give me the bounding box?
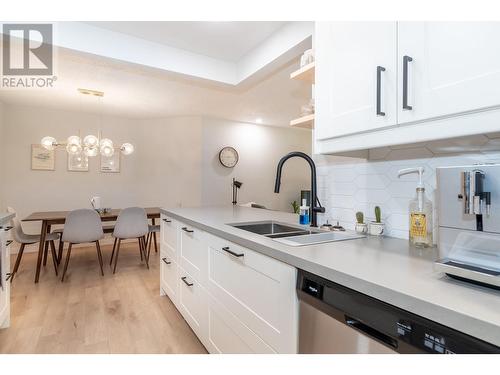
[398,22,500,125]
[159,252,179,306]
[206,234,298,353]
[160,214,178,261]
[179,223,206,285]
[315,22,398,140]
[0,230,10,329]
[178,267,207,346]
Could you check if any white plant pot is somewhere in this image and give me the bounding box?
[355,223,368,234]
[369,221,384,236]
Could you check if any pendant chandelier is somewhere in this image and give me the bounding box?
[40,88,134,157]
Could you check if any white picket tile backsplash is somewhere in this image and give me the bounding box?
[316,135,500,242]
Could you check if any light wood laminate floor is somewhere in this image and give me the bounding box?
[0,241,207,354]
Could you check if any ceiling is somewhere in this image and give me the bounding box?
[0,47,310,127]
[84,22,288,62]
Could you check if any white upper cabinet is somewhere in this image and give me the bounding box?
[315,22,398,140]
[398,22,500,124]
[315,21,500,154]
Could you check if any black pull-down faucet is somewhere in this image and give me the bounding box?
[274,151,325,227]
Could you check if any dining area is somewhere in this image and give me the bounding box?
[7,206,161,283]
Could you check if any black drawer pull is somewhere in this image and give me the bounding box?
[4,226,13,232]
[376,66,385,116]
[402,55,413,110]
[181,276,193,287]
[6,240,13,247]
[222,246,244,258]
[181,227,194,233]
[162,257,171,265]
[163,218,172,223]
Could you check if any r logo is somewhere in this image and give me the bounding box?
[2,24,53,76]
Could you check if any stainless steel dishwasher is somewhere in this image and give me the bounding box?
[297,270,500,354]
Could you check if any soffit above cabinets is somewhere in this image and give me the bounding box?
[0,21,312,87]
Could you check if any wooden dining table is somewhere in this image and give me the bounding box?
[23,207,161,283]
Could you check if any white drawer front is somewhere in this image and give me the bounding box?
[206,234,298,353]
[179,223,206,284]
[160,214,178,261]
[178,266,207,344]
[0,230,11,329]
[206,293,275,354]
[160,251,179,307]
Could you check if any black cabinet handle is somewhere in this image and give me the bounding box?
[376,66,386,116]
[163,218,172,223]
[221,246,244,258]
[181,227,194,233]
[6,240,13,247]
[403,55,413,110]
[6,273,12,282]
[162,257,171,265]
[4,226,13,232]
[181,276,193,287]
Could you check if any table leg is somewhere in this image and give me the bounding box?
[152,218,158,253]
[35,220,48,283]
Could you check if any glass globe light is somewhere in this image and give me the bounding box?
[83,134,99,148]
[41,136,57,150]
[66,136,82,155]
[120,143,134,155]
[83,146,98,157]
[100,138,114,157]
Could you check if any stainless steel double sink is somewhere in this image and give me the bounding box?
[229,221,364,246]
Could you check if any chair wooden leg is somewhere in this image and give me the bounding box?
[138,237,143,262]
[113,239,121,274]
[11,243,26,282]
[95,241,104,276]
[57,239,64,265]
[153,231,158,253]
[147,233,153,261]
[141,236,149,269]
[109,237,117,266]
[49,240,58,276]
[61,243,73,282]
[43,241,49,266]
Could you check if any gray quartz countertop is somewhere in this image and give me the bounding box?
[0,213,14,226]
[161,205,500,347]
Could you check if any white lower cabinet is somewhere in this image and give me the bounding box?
[178,266,208,347]
[159,251,179,306]
[159,218,299,353]
[0,226,12,329]
[206,293,275,354]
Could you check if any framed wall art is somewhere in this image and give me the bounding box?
[31,144,55,171]
[100,152,120,173]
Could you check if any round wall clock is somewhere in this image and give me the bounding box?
[219,146,239,168]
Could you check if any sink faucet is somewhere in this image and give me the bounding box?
[274,151,325,227]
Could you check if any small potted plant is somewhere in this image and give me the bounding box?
[291,201,300,214]
[369,206,384,236]
[355,212,367,234]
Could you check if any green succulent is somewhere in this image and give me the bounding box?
[374,206,382,223]
[291,201,300,214]
[355,211,364,224]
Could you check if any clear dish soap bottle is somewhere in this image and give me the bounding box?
[397,167,433,248]
[299,199,310,225]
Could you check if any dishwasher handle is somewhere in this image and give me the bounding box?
[345,316,398,349]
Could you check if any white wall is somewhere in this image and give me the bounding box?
[0,101,4,210]
[0,104,312,251]
[201,118,311,211]
[316,134,500,242]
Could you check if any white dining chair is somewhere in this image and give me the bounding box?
[7,207,59,281]
[60,209,104,282]
[110,207,149,274]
